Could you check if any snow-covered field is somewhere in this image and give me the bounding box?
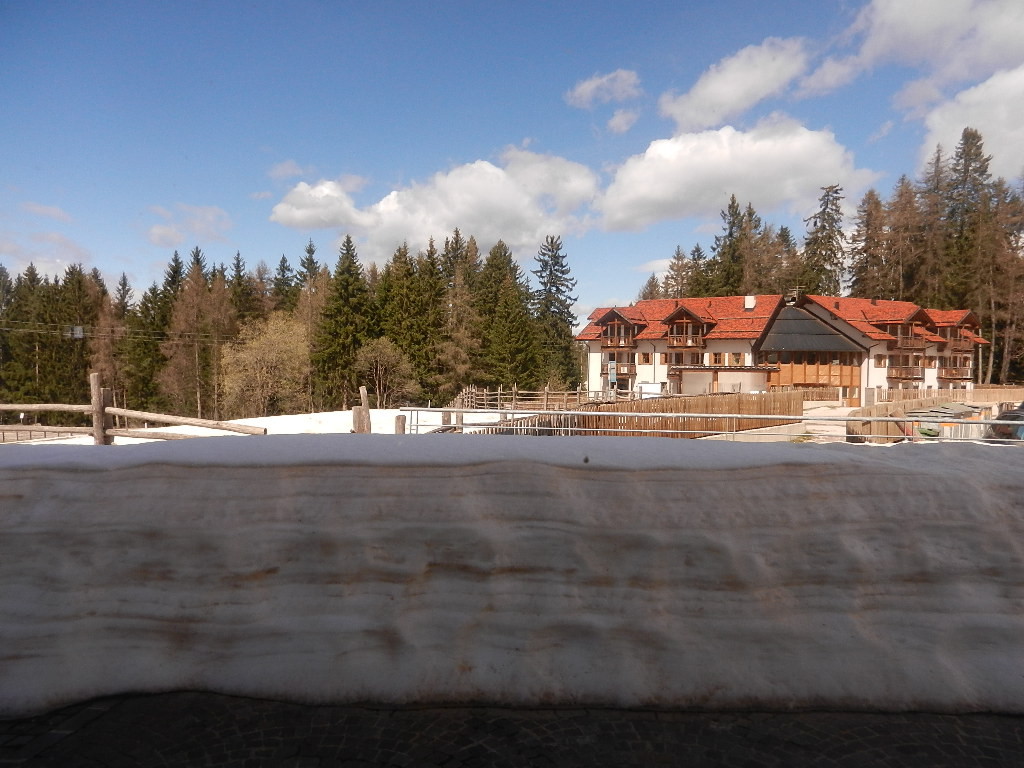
[2,429,1023,717]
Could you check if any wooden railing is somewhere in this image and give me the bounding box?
[449,385,594,411]
[888,366,924,379]
[667,334,705,348]
[600,336,637,349]
[890,337,927,350]
[472,391,804,439]
[938,367,972,379]
[0,373,266,444]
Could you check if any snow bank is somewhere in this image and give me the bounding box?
[2,436,1023,716]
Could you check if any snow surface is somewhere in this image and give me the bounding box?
[1,432,1023,717]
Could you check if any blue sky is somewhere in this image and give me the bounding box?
[2,0,1023,320]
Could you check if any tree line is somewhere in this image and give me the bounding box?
[637,127,1024,383]
[0,231,580,420]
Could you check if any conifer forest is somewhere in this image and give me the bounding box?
[0,231,579,420]
[1,128,1022,419]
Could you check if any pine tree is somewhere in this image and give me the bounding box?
[311,235,372,408]
[943,127,993,308]
[272,255,299,312]
[476,241,539,387]
[228,251,263,324]
[885,176,924,302]
[662,246,690,298]
[687,244,713,297]
[636,273,663,301]
[848,188,888,298]
[916,146,950,307]
[708,195,747,295]
[531,235,579,386]
[120,283,168,412]
[297,239,320,290]
[798,184,846,295]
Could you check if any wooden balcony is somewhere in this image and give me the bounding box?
[667,334,705,349]
[600,336,637,350]
[606,363,635,376]
[946,339,974,352]
[888,366,924,380]
[889,337,927,351]
[939,366,972,380]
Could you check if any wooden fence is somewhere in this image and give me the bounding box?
[875,386,1024,405]
[0,373,266,445]
[450,385,597,410]
[473,390,805,438]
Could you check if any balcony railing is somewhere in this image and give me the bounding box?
[889,337,927,351]
[939,367,972,380]
[888,366,924,379]
[667,334,705,349]
[600,336,637,349]
[946,339,974,352]
[606,363,635,376]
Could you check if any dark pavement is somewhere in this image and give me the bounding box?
[1,692,1023,767]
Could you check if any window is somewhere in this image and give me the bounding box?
[875,354,886,367]
[639,352,651,365]
[731,352,743,366]
[688,352,702,366]
[711,352,724,366]
[660,353,668,364]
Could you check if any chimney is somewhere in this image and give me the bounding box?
[744,295,756,310]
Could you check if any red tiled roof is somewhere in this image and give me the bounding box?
[913,326,945,343]
[923,308,972,327]
[805,295,921,324]
[960,328,989,345]
[574,295,782,342]
[576,294,988,349]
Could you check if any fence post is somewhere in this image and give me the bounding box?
[455,410,464,433]
[512,384,518,410]
[90,372,112,445]
[395,414,407,434]
[352,405,371,434]
[359,386,370,410]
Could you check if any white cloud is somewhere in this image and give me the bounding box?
[565,69,642,109]
[21,202,71,222]
[271,148,599,265]
[0,230,91,279]
[598,115,880,230]
[147,204,233,247]
[607,109,639,134]
[636,258,670,274]
[269,160,315,180]
[250,191,272,201]
[801,0,1024,106]
[921,64,1024,180]
[659,38,807,132]
[32,232,91,263]
[148,224,182,248]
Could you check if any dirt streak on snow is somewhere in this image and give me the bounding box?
[1,434,1022,717]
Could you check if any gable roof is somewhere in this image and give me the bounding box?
[805,295,922,325]
[575,295,782,343]
[759,305,864,352]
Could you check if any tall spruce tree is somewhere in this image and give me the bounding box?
[272,255,299,312]
[531,235,579,386]
[848,188,889,298]
[708,195,747,295]
[798,184,846,295]
[476,241,539,387]
[311,235,372,408]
